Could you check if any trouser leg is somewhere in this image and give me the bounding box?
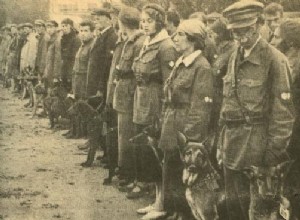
[224,166,250,220]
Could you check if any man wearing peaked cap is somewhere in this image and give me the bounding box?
[219,0,295,219]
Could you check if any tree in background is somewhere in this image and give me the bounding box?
[3,0,49,24]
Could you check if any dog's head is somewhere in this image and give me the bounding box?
[178,132,211,186]
[244,161,293,198]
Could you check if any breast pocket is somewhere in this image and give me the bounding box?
[138,49,159,74]
[172,71,195,103]
[239,79,263,103]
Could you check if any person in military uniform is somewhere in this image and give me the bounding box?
[112,7,145,187]
[130,4,177,202]
[220,1,295,219]
[210,17,237,165]
[43,20,61,91]
[70,20,95,139]
[5,24,20,93]
[156,19,214,220]
[271,19,300,167]
[60,18,81,92]
[262,3,284,42]
[32,19,49,117]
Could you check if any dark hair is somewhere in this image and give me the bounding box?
[167,10,180,27]
[186,33,205,51]
[264,3,284,17]
[211,17,233,41]
[79,20,95,32]
[119,7,141,30]
[61,18,74,27]
[142,6,165,32]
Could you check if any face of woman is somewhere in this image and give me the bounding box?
[270,27,283,48]
[141,11,157,36]
[173,31,194,54]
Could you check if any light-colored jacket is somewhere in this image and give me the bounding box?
[20,32,38,72]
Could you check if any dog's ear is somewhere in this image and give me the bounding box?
[177,132,187,162]
[276,160,294,178]
[177,132,187,149]
[243,166,258,180]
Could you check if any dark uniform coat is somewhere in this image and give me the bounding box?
[86,26,117,98]
[35,32,49,75]
[60,30,81,82]
[113,31,145,113]
[44,32,62,88]
[132,29,177,125]
[159,50,214,213]
[219,38,295,169]
[72,38,93,99]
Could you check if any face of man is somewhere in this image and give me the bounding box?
[232,24,260,49]
[23,27,32,35]
[61,23,72,35]
[265,11,282,33]
[35,25,45,35]
[79,25,94,42]
[46,25,57,36]
[93,15,111,31]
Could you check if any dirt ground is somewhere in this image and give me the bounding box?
[0,87,151,220]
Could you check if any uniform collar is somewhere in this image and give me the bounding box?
[144,29,169,47]
[238,37,265,65]
[175,50,202,68]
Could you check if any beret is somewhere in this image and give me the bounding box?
[223,0,264,29]
[34,19,45,27]
[177,19,207,41]
[143,3,165,19]
[91,8,111,19]
[46,20,58,27]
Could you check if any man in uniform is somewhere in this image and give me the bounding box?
[261,3,284,42]
[219,1,295,219]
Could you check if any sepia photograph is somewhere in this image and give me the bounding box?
[0,0,300,219]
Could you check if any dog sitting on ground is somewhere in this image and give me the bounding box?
[43,82,71,128]
[177,132,225,220]
[244,160,295,219]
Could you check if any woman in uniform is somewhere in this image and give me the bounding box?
[129,4,177,218]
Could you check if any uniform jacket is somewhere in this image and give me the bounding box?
[211,40,237,132]
[159,50,214,152]
[132,29,177,125]
[113,31,145,113]
[106,36,125,106]
[5,34,22,77]
[44,32,62,85]
[219,38,295,169]
[35,32,49,75]
[86,26,117,98]
[20,32,38,72]
[60,30,81,80]
[73,38,94,99]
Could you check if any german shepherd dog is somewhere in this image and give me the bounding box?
[177,132,226,220]
[243,161,296,220]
